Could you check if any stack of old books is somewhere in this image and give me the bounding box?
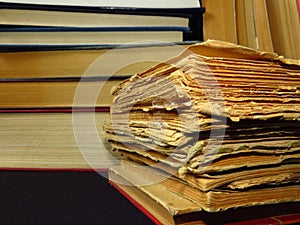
[104,40,300,224]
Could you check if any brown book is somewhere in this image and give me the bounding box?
[104,41,300,219]
[104,40,300,176]
[109,160,300,224]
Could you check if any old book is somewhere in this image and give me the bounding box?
[104,40,300,175]
[109,160,300,224]
[104,40,300,219]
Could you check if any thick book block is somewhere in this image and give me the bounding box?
[104,40,300,224]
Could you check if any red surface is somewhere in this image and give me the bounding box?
[225,213,300,225]
[275,214,300,224]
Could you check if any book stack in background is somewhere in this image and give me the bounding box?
[105,40,300,224]
[202,0,300,60]
[0,0,204,46]
[0,0,205,170]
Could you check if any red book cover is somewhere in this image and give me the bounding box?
[224,214,300,225]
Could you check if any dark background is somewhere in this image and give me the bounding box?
[0,170,154,225]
